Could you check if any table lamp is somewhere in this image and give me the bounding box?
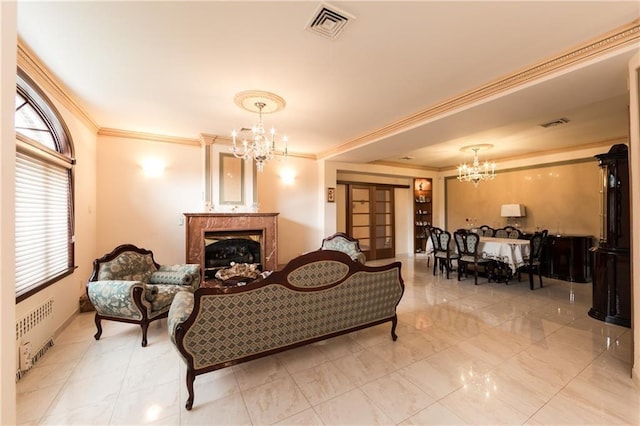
[500,204,526,228]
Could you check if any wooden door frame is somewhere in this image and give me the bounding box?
[345,183,396,261]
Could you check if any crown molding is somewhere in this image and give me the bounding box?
[319,19,640,160]
[17,39,99,134]
[368,161,440,172]
[98,128,200,146]
[199,133,218,146]
[440,136,627,173]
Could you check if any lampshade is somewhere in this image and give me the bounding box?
[500,204,526,217]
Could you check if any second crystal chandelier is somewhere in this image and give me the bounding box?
[457,144,496,187]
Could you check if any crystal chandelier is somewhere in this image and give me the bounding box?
[457,144,496,187]
[231,91,288,172]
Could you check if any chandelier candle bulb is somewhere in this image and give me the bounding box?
[457,144,496,187]
[230,90,289,172]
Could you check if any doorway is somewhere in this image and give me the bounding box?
[347,184,395,260]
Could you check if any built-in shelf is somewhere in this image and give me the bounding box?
[413,178,432,253]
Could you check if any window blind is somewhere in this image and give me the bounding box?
[15,151,71,297]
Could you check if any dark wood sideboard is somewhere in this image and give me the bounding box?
[540,235,594,283]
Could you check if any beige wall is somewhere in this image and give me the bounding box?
[256,155,323,262]
[96,135,202,263]
[96,136,324,266]
[1,3,17,423]
[628,52,639,388]
[446,159,601,238]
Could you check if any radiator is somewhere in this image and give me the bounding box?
[15,297,55,379]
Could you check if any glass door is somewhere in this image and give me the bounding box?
[374,188,394,259]
[347,185,395,260]
[349,186,371,259]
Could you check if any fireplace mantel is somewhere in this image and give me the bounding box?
[184,213,279,279]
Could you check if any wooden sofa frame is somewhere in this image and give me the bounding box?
[168,249,404,410]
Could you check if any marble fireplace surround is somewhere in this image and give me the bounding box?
[184,213,279,280]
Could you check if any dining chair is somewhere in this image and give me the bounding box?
[430,227,458,278]
[423,225,433,267]
[454,230,491,285]
[494,225,522,239]
[477,225,495,237]
[517,231,547,289]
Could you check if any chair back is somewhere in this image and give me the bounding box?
[92,244,159,282]
[478,225,494,237]
[320,232,365,263]
[454,231,481,258]
[429,226,443,251]
[437,230,454,253]
[495,226,521,239]
[529,232,546,262]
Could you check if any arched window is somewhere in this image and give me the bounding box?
[15,70,75,302]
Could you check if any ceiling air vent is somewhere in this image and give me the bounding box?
[307,3,354,40]
[539,117,570,128]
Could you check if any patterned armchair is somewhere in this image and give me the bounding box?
[320,232,366,263]
[86,244,201,347]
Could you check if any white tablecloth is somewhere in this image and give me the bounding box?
[478,237,530,273]
[425,236,434,255]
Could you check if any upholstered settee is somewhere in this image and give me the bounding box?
[168,249,404,410]
[87,244,201,347]
[320,232,367,263]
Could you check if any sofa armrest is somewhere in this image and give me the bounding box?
[87,280,151,320]
[168,290,194,346]
[158,264,201,290]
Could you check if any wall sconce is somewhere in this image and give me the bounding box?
[279,168,296,185]
[141,158,165,177]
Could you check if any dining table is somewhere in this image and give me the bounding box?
[424,232,531,283]
[478,236,531,274]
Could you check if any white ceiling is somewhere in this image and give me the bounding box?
[16,1,640,169]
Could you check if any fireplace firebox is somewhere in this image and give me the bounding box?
[184,213,279,282]
[204,231,262,280]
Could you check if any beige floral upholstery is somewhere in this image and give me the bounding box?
[320,232,366,263]
[168,249,403,410]
[87,244,201,347]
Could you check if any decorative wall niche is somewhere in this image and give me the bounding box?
[203,142,258,212]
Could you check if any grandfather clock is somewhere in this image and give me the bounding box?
[588,144,631,327]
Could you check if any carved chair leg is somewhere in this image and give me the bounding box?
[93,314,103,341]
[185,369,195,410]
[140,321,149,347]
[529,270,535,290]
[390,315,398,341]
[445,259,452,279]
[538,269,543,288]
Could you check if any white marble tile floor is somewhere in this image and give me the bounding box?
[16,255,638,425]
